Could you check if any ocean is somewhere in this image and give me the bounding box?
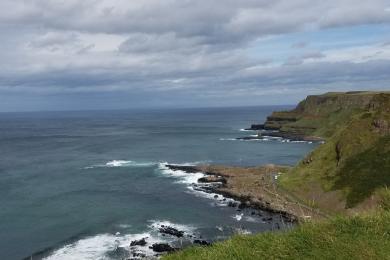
[0,106,317,260]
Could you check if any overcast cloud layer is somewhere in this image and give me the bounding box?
[1,0,390,111]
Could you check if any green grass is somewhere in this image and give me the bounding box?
[164,212,390,260]
[279,96,390,211]
[333,136,390,207]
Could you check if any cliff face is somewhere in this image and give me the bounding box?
[293,92,376,115]
[278,91,390,215]
[263,91,390,139]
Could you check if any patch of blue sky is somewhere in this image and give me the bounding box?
[248,24,390,64]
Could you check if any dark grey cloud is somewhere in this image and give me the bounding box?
[0,0,389,111]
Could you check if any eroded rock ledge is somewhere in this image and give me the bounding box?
[166,164,326,222]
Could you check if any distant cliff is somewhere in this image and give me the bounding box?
[256,91,390,140]
[278,91,390,215]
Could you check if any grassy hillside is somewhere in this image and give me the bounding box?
[279,92,390,214]
[264,91,390,139]
[164,211,390,260]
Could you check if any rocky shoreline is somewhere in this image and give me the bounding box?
[242,125,324,142]
[125,224,211,259]
[166,164,325,222]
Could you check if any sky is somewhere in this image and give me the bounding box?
[0,0,390,112]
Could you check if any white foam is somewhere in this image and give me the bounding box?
[106,160,157,167]
[157,163,237,207]
[85,160,156,169]
[44,219,196,260]
[233,213,244,221]
[186,185,236,206]
[239,129,254,132]
[44,232,163,260]
[148,220,195,234]
[158,163,205,185]
[219,138,237,141]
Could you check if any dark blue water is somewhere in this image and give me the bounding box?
[0,106,316,260]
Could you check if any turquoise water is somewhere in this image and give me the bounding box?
[0,107,317,259]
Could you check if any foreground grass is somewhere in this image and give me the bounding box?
[164,212,390,260]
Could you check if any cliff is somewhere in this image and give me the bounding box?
[260,91,389,140]
[279,91,390,215]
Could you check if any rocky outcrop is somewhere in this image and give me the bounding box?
[150,243,176,253]
[245,124,265,130]
[158,226,184,238]
[130,238,147,247]
[373,119,390,135]
[198,175,227,184]
[245,91,390,141]
[166,164,323,221]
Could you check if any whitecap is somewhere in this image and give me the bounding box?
[157,163,238,207]
[44,232,159,260]
[105,160,156,168]
[84,160,157,169]
[233,213,244,221]
[157,163,205,185]
[44,219,200,259]
[219,138,237,141]
[239,129,254,132]
[148,220,195,234]
[186,185,236,206]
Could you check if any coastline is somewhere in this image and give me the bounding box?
[166,164,325,223]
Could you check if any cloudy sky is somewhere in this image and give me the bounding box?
[1,0,390,111]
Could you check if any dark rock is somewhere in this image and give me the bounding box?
[214,195,219,199]
[236,136,262,140]
[131,252,146,258]
[158,226,184,238]
[275,223,280,229]
[246,124,264,130]
[166,164,199,173]
[193,240,211,246]
[130,238,147,247]
[228,201,238,207]
[150,243,175,253]
[198,176,227,184]
[238,202,249,209]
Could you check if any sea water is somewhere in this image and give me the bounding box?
[0,106,317,259]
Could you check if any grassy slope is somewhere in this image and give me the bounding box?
[267,91,389,138]
[164,212,390,260]
[279,93,390,213]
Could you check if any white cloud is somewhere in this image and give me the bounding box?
[0,0,389,110]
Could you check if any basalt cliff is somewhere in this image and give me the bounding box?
[272,91,390,215]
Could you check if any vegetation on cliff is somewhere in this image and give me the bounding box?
[264,91,389,139]
[279,92,390,214]
[164,211,390,260]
